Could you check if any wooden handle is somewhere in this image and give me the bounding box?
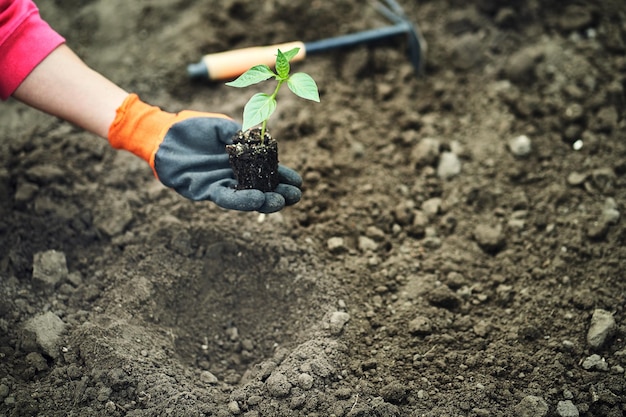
[201,41,306,81]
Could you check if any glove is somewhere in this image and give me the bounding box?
[107,94,302,213]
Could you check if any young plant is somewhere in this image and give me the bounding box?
[226,47,320,140]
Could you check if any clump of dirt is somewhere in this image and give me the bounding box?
[227,128,279,192]
[1,1,625,416]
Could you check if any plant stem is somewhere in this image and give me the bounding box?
[260,120,268,143]
[260,78,286,142]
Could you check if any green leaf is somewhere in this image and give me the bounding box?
[225,65,275,88]
[275,49,290,80]
[242,93,276,131]
[287,73,320,102]
[281,47,300,62]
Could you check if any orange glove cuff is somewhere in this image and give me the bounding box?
[107,93,175,169]
[108,93,233,171]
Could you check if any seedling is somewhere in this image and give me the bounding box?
[224,48,320,192]
[226,47,320,141]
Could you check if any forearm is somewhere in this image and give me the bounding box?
[12,44,129,139]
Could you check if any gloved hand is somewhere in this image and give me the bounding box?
[107,94,302,213]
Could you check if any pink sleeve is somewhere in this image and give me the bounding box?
[0,0,65,100]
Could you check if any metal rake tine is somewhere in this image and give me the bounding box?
[383,0,408,18]
[369,0,404,25]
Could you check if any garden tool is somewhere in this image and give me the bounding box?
[187,0,426,81]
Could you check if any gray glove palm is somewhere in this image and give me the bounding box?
[156,117,302,213]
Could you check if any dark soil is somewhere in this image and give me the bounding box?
[1,1,625,416]
[226,128,279,192]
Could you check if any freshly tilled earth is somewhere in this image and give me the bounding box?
[1,1,625,416]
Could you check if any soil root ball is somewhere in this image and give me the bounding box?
[226,128,279,192]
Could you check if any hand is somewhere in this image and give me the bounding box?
[108,94,302,213]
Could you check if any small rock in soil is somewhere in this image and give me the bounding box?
[376,82,394,100]
[366,226,386,241]
[426,286,461,310]
[422,236,442,249]
[602,205,620,224]
[473,224,505,253]
[450,33,485,70]
[561,340,576,352]
[25,352,49,372]
[351,141,366,158]
[246,395,262,406]
[328,311,350,335]
[265,371,291,398]
[0,384,11,400]
[24,164,66,185]
[67,271,83,287]
[567,171,588,186]
[379,381,408,404]
[32,250,68,289]
[257,361,277,381]
[513,395,549,417]
[472,408,490,417]
[0,384,9,400]
[200,370,219,384]
[507,217,525,231]
[437,152,461,180]
[358,236,378,252]
[563,103,585,123]
[14,180,38,206]
[227,401,241,415]
[408,316,433,335]
[93,198,133,237]
[473,319,491,337]
[170,229,195,257]
[22,311,67,358]
[327,237,348,254]
[587,221,609,240]
[586,309,617,350]
[411,138,440,167]
[601,198,620,224]
[297,373,314,390]
[421,198,442,217]
[444,271,468,289]
[587,200,620,240]
[289,394,306,410]
[556,400,580,417]
[508,135,532,157]
[591,167,616,192]
[104,401,116,413]
[306,357,335,378]
[97,386,112,402]
[335,387,352,400]
[504,46,543,83]
[408,210,429,237]
[581,354,608,371]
